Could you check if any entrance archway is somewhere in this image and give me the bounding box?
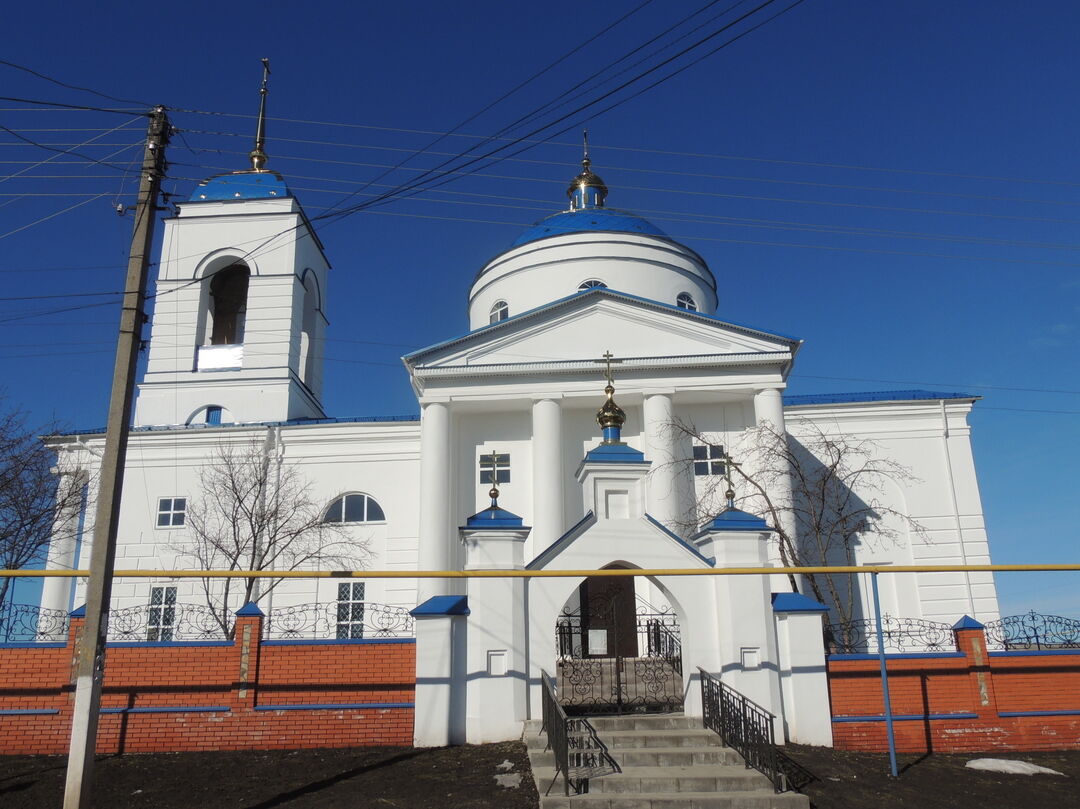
[555,565,683,714]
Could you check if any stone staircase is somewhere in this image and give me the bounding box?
[524,714,809,809]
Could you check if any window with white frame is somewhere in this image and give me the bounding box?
[323,493,385,523]
[693,444,726,477]
[479,453,510,484]
[489,300,509,323]
[676,292,698,311]
[156,497,186,528]
[336,582,366,639]
[147,586,177,641]
[578,279,607,291]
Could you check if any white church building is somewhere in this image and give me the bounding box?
[39,140,999,746]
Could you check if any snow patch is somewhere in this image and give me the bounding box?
[494,772,521,788]
[965,759,1065,776]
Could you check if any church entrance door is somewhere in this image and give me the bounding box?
[555,574,683,714]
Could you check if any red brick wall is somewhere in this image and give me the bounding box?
[828,626,1080,752]
[0,613,415,755]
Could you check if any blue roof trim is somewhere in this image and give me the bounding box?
[509,207,669,248]
[410,595,469,617]
[527,512,597,570]
[643,514,715,567]
[235,602,265,617]
[55,414,420,437]
[772,593,829,613]
[829,652,965,660]
[189,171,291,201]
[583,442,647,464]
[464,506,526,528]
[0,708,61,715]
[69,604,86,618]
[952,615,985,630]
[255,702,414,711]
[708,508,772,532]
[785,390,978,406]
[405,287,799,363]
[101,705,230,715]
[262,638,414,646]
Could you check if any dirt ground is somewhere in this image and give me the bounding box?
[786,744,1080,809]
[2,743,1078,808]
[0,742,539,809]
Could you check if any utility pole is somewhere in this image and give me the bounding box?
[63,105,170,809]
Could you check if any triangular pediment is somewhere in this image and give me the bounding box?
[406,290,798,373]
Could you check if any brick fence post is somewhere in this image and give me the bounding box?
[952,615,998,719]
[233,602,265,710]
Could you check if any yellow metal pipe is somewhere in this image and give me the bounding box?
[1,564,1078,579]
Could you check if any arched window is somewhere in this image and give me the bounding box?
[489,300,509,324]
[208,264,250,344]
[323,493,385,524]
[187,405,233,426]
[676,292,697,312]
[578,279,607,291]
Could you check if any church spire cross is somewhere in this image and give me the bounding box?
[249,58,271,172]
[486,449,501,506]
[594,351,626,443]
[567,131,607,211]
[582,129,591,171]
[719,447,741,510]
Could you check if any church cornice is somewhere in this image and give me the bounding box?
[409,351,793,381]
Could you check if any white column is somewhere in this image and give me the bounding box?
[40,470,88,621]
[417,401,451,603]
[530,397,563,556]
[753,388,797,586]
[644,392,688,534]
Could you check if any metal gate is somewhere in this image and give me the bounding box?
[555,577,683,714]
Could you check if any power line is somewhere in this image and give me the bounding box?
[0,59,152,107]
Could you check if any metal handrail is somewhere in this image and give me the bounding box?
[645,618,683,675]
[698,668,786,793]
[539,669,575,797]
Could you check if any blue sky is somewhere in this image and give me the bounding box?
[1,1,1077,615]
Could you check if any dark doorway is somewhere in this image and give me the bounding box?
[555,571,683,714]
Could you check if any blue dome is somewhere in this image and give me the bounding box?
[190,171,291,202]
[509,208,668,248]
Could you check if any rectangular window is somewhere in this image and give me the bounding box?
[479,453,510,484]
[147,586,177,642]
[206,406,222,425]
[156,497,186,528]
[693,444,726,477]
[336,582,366,639]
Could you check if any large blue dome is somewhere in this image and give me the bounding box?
[509,207,668,248]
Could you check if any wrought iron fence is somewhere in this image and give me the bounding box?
[824,615,954,654]
[984,611,1080,650]
[0,603,70,642]
[263,601,414,640]
[699,668,785,792]
[540,669,577,796]
[107,602,229,641]
[643,618,683,675]
[555,610,679,659]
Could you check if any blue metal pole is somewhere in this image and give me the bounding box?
[871,571,899,777]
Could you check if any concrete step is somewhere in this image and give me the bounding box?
[530,745,741,769]
[540,790,809,808]
[533,764,771,795]
[586,714,703,731]
[599,728,726,749]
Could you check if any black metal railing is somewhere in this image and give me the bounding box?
[264,601,414,640]
[0,603,70,643]
[984,611,1080,650]
[108,602,229,641]
[825,615,954,654]
[540,669,577,797]
[555,610,680,660]
[644,618,683,675]
[699,668,785,793]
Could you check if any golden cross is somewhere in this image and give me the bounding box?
[599,350,620,387]
[487,450,500,494]
[719,446,740,499]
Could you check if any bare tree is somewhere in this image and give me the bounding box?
[674,419,924,624]
[172,436,368,638]
[0,403,85,609]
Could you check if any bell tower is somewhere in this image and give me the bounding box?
[134,61,330,427]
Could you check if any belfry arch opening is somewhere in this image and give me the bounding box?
[555,564,683,714]
[206,263,250,345]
